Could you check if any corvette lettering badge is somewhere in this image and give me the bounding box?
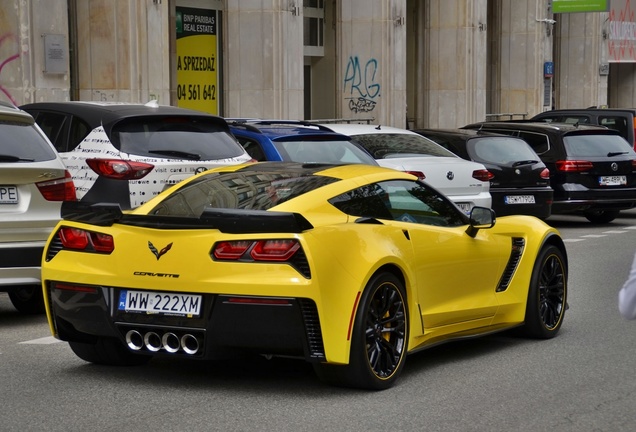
[148,241,173,260]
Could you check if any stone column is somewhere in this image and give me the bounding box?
[554,11,608,109]
[415,0,487,128]
[224,1,304,119]
[334,0,407,127]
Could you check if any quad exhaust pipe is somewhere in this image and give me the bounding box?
[125,329,201,355]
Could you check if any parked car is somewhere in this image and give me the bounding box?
[42,162,567,390]
[316,123,492,213]
[227,119,378,165]
[462,121,636,223]
[20,101,253,209]
[414,128,553,218]
[0,102,76,313]
[530,108,636,149]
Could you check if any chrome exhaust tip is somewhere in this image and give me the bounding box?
[181,334,200,355]
[162,332,181,353]
[144,331,162,352]
[125,330,144,351]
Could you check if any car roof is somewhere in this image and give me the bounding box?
[415,128,514,139]
[227,120,351,140]
[462,121,619,135]
[532,108,636,115]
[0,101,36,125]
[317,123,420,136]
[20,101,222,130]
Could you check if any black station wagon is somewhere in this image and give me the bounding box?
[414,128,553,219]
[462,121,636,223]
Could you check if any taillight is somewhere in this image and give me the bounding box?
[473,169,494,182]
[213,239,300,262]
[58,227,114,253]
[540,168,550,179]
[404,170,425,180]
[632,160,636,171]
[556,160,594,172]
[86,159,154,180]
[36,170,77,201]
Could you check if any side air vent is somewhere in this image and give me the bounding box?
[299,299,325,360]
[45,233,64,261]
[496,237,525,292]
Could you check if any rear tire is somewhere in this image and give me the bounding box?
[583,209,619,223]
[8,285,45,315]
[522,245,567,339]
[69,338,152,366]
[314,272,408,390]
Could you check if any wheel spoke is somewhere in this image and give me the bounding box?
[538,255,565,329]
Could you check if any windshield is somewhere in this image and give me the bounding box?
[563,133,636,157]
[349,133,458,159]
[112,116,246,160]
[150,170,338,216]
[273,139,377,165]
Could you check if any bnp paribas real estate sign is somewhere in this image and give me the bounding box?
[175,7,219,114]
[552,0,609,13]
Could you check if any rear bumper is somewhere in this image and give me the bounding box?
[45,282,326,362]
[0,243,44,287]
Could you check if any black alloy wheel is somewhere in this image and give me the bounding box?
[8,285,45,314]
[523,244,567,338]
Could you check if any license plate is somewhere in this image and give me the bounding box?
[456,203,471,213]
[118,289,202,317]
[0,186,18,204]
[504,195,536,204]
[599,175,626,186]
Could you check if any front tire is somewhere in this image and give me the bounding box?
[522,245,567,339]
[69,338,152,366]
[8,285,45,314]
[314,272,408,390]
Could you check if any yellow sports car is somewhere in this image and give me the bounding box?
[42,162,567,390]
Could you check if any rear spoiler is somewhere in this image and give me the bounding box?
[60,201,314,234]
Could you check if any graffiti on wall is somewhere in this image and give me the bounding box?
[343,56,381,113]
[0,33,20,105]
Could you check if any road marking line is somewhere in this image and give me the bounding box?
[603,230,628,234]
[19,336,61,345]
[581,234,607,238]
[563,239,586,242]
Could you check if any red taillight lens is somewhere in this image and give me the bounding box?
[36,170,77,201]
[632,160,636,170]
[540,168,550,179]
[58,227,114,253]
[213,239,300,262]
[86,159,154,180]
[473,169,494,182]
[251,240,300,261]
[556,160,594,172]
[404,170,426,180]
[213,240,252,260]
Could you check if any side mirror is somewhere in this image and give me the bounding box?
[466,206,496,237]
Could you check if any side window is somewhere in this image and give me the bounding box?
[67,117,92,151]
[599,116,628,140]
[329,180,466,227]
[516,131,550,154]
[236,136,266,161]
[32,112,69,153]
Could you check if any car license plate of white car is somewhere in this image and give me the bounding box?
[599,175,626,186]
[504,195,536,204]
[0,186,18,204]
[456,203,471,213]
[118,289,202,317]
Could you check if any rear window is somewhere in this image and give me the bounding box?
[469,137,540,164]
[150,170,337,216]
[563,133,636,157]
[349,133,458,159]
[0,121,57,162]
[272,139,377,165]
[111,116,246,160]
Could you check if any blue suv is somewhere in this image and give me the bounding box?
[227,120,378,165]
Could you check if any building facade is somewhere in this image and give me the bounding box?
[1,0,635,129]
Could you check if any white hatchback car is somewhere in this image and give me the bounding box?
[21,101,254,209]
[317,123,492,212]
[0,103,77,313]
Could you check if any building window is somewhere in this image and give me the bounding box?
[304,1,324,57]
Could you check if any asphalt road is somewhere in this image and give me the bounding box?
[2,211,636,432]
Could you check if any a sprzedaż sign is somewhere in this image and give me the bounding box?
[175,7,219,114]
